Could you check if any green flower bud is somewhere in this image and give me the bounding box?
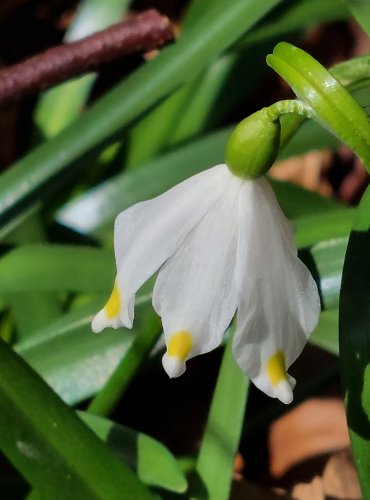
[225,109,281,180]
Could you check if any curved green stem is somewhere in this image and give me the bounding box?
[267,42,370,172]
[263,99,313,122]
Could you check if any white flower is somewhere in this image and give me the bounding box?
[92,164,320,404]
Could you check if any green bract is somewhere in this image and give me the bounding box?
[267,42,370,172]
[225,110,281,179]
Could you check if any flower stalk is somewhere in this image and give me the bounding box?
[267,42,370,172]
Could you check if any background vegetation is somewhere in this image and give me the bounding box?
[0,1,369,498]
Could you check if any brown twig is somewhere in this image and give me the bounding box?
[0,9,173,108]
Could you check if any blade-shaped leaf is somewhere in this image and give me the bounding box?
[0,339,153,499]
[339,185,370,497]
[346,0,370,36]
[80,412,187,493]
[88,313,162,416]
[267,42,370,171]
[0,245,114,296]
[16,300,153,405]
[310,237,348,310]
[195,337,248,500]
[309,309,339,355]
[294,210,354,248]
[238,0,348,47]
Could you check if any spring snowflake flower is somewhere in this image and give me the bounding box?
[92,110,321,404]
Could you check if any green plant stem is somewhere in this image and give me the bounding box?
[88,314,162,416]
[194,337,248,500]
[264,99,313,121]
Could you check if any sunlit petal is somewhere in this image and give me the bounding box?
[92,165,229,332]
[232,178,320,403]
[153,174,242,377]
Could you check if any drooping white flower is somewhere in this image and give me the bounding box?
[92,163,320,404]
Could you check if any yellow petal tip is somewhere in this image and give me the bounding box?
[167,331,193,361]
[104,282,121,319]
[266,351,287,387]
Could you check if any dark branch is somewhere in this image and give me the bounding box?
[0,9,173,108]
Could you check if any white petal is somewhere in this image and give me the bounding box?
[153,174,243,377]
[232,177,320,403]
[92,164,230,332]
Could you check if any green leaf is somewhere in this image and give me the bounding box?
[238,0,348,47]
[0,204,40,244]
[15,299,103,351]
[125,0,259,169]
[0,0,283,225]
[310,237,348,310]
[267,42,370,171]
[346,0,370,36]
[167,56,238,146]
[168,45,270,147]
[9,292,61,339]
[0,339,153,499]
[126,84,195,168]
[309,309,339,355]
[79,412,187,493]
[182,0,223,29]
[15,299,151,404]
[130,0,350,168]
[5,213,61,340]
[19,315,131,404]
[331,54,370,88]
[339,185,370,497]
[294,210,354,248]
[0,245,114,296]
[88,313,162,416]
[195,337,248,500]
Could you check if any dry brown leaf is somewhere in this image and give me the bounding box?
[231,477,290,500]
[291,475,324,500]
[322,449,361,499]
[269,398,349,478]
[288,449,361,500]
[270,151,332,196]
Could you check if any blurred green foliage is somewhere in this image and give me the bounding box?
[0,0,369,498]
